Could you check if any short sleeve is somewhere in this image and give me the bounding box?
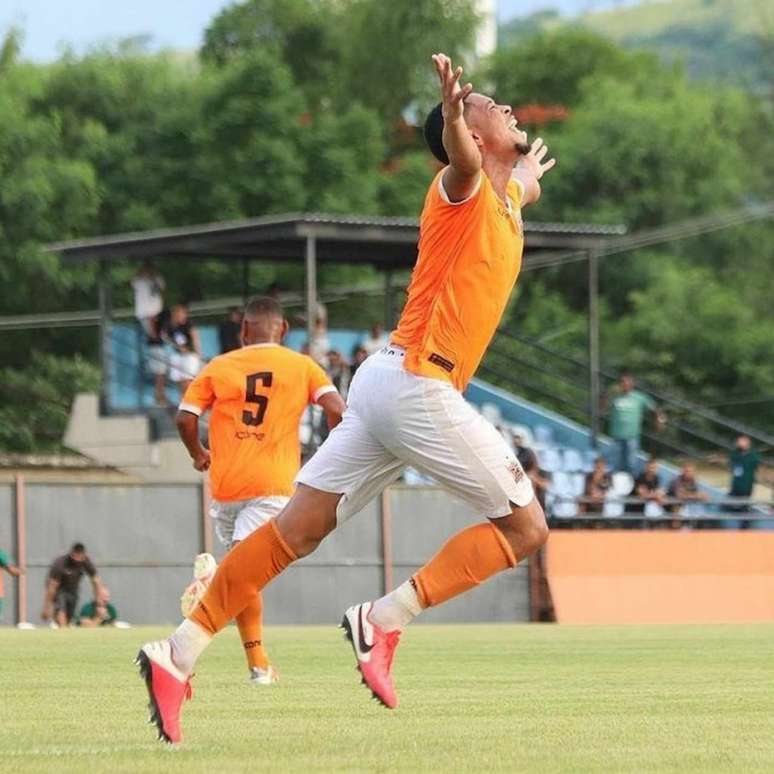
[642,393,656,411]
[436,169,483,207]
[507,177,525,208]
[83,557,97,577]
[179,361,217,416]
[0,549,8,568]
[307,359,336,404]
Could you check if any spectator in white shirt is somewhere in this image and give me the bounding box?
[361,323,389,356]
[131,261,165,335]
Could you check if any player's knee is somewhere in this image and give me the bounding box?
[275,487,341,558]
[498,499,548,559]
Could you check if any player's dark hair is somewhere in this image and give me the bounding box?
[424,103,449,165]
[71,542,86,553]
[244,295,283,319]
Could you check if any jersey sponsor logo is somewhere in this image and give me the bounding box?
[235,430,266,441]
[428,352,455,373]
[507,459,525,483]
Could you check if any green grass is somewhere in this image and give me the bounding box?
[2,624,773,772]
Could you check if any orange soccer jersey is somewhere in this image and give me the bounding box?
[180,344,335,501]
[392,170,525,391]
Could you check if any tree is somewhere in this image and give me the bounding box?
[0,353,99,452]
[488,28,650,110]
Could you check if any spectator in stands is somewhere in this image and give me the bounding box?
[581,457,612,514]
[350,346,369,378]
[667,462,708,518]
[604,371,665,474]
[326,350,350,398]
[166,302,202,392]
[218,307,243,353]
[131,261,165,336]
[360,323,389,356]
[78,591,118,627]
[146,307,170,406]
[0,547,22,622]
[729,434,760,527]
[627,457,665,514]
[512,432,550,509]
[42,543,107,627]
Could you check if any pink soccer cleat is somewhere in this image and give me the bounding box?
[341,601,401,709]
[135,640,193,744]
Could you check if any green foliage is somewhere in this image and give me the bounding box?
[0,353,99,452]
[488,28,649,108]
[1,11,773,449]
[499,0,774,92]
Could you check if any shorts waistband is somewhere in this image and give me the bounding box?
[370,345,406,367]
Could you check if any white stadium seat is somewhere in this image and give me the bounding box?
[603,498,624,518]
[534,424,554,445]
[644,501,664,519]
[539,447,562,473]
[562,448,585,472]
[611,471,634,498]
[480,402,503,426]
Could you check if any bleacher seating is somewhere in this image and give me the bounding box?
[109,324,725,518]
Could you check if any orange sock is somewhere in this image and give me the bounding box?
[413,522,517,608]
[191,520,296,635]
[236,594,269,670]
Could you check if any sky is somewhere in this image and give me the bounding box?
[0,0,633,62]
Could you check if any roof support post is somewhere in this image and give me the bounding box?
[305,235,317,348]
[588,248,601,448]
[97,259,113,415]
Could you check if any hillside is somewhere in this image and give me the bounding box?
[500,0,774,91]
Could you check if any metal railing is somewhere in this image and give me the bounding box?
[485,327,774,465]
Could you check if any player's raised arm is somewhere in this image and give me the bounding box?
[431,53,480,202]
[512,137,556,208]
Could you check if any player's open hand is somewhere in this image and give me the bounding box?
[432,53,473,124]
[518,138,556,180]
[193,449,211,472]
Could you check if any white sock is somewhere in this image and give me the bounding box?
[369,580,423,632]
[169,618,212,675]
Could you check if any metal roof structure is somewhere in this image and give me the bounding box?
[47,212,627,269]
[44,211,626,418]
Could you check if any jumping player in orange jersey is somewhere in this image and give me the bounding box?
[142,297,344,698]
[136,52,556,743]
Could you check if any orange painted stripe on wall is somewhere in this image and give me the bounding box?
[546,531,774,624]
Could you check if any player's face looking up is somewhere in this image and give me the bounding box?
[463,92,531,159]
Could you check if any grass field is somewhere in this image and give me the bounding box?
[2,623,773,773]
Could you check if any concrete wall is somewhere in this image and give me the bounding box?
[3,481,530,626]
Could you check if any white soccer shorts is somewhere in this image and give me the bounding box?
[209,495,289,547]
[296,346,534,523]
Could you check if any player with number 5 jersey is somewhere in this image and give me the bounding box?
[172,296,345,692]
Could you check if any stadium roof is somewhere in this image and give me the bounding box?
[46,212,627,269]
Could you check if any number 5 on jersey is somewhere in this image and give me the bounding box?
[242,372,273,426]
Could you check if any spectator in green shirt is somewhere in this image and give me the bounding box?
[729,435,760,528]
[0,548,22,623]
[604,372,665,474]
